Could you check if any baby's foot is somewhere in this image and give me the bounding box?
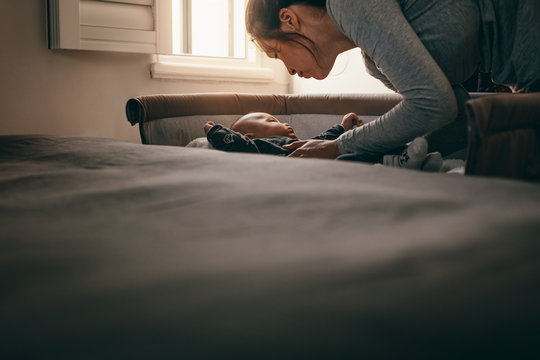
[421,152,443,172]
[383,137,428,169]
[441,159,465,173]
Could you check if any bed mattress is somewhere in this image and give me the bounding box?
[1,135,539,359]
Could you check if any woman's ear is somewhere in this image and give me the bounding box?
[279,8,300,32]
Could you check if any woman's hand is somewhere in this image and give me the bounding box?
[204,121,216,134]
[283,139,341,159]
[341,112,362,131]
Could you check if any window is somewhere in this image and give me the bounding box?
[153,0,272,82]
[172,0,250,59]
[47,0,275,82]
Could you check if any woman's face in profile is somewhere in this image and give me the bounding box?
[263,38,332,80]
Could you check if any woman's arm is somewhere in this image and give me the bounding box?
[283,139,341,159]
[326,0,457,155]
[361,50,396,92]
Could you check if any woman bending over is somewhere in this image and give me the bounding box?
[245,0,540,159]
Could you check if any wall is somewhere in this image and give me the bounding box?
[0,1,289,143]
[293,48,393,95]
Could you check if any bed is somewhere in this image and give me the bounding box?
[1,93,539,359]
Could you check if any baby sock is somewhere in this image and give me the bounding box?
[441,159,466,173]
[421,152,443,172]
[383,137,428,169]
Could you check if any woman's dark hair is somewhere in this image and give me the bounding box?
[245,0,327,54]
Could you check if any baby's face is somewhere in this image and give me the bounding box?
[234,113,297,139]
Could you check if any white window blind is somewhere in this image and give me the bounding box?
[47,0,172,54]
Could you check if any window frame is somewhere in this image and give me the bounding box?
[152,0,274,82]
[150,53,274,82]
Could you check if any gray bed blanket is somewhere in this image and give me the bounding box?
[1,135,539,359]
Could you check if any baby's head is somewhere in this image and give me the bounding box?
[231,112,297,139]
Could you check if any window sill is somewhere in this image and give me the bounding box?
[150,60,275,83]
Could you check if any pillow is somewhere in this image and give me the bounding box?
[186,137,215,149]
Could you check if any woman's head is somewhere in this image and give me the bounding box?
[246,0,334,79]
[246,0,326,46]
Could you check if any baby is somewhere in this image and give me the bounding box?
[204,112,442,171]
[204,112,361,156]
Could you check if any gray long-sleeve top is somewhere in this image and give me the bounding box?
[327,0,540,155]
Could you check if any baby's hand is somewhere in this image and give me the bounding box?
[204,121,216,134]
[341,113,362,131]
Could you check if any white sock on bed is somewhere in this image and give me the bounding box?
[441,159,466,173]
[383,137,428,169]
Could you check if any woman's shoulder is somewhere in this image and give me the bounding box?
[326,0,405,28]
[326,0,406,49]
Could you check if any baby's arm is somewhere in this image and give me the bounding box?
[204,122,260,153]
[341,113,363,131]
[312,114,363,140]
[204,121,216,134]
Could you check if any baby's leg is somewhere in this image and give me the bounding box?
[383,137,428,169]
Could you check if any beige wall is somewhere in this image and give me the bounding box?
[292,48,392,94]
[0,2,289,143]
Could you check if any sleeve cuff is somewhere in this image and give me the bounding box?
[337,130,355,154]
